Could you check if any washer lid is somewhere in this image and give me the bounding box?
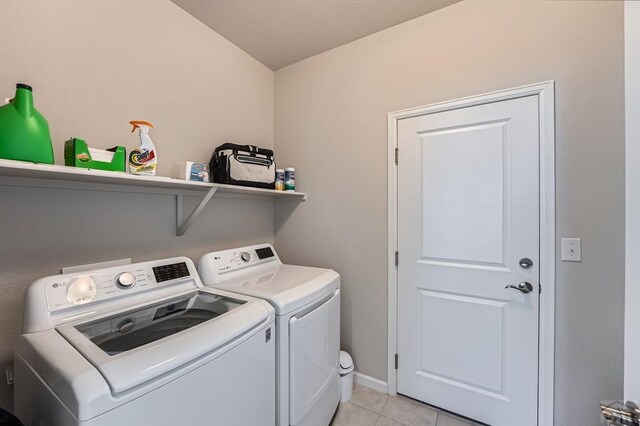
[56,288,272,394]
[212,264,340,315]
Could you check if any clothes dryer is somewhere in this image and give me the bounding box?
[199,245,340,426]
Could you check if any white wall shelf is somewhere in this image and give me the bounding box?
[0,159,306,236]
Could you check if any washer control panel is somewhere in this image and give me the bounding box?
[152,262,190,283]
[43,260,193,312]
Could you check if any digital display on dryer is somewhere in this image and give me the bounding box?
[255,247,275,260]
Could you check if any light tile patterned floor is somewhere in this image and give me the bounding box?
[331,385,484,426]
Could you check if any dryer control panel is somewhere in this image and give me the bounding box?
[40,258,196,313]
[198,244,281,284]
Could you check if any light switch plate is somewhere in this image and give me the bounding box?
[562,238,582,262]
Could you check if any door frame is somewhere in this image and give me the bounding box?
[387,81,555,426]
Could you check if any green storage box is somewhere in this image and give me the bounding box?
[64,138,126,172]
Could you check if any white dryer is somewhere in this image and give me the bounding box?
[14,257,276,426]
[199,244,341,426]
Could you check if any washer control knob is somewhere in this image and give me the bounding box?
[116,272,136,288]
[240,252,251,262]
[66,275,97,304]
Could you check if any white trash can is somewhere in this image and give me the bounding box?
[339,351,354,402]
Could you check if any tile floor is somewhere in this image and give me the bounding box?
[331,385,484,426]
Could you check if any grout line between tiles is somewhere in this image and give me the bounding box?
[380,395,390,414]
[349,396,390,415]
[350,401,384,416]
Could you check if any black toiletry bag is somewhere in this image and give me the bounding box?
[210,143,276,189]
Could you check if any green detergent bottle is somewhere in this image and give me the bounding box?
[0,83,54,164]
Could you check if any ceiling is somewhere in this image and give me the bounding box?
[170,0,461,70]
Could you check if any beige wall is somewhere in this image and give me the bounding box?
[0,0,274,407]
[0,1,626,423]
[274,1,625,425]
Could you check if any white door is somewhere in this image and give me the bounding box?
[397,95,540,426]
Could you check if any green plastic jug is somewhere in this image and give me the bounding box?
[0,83,54,164]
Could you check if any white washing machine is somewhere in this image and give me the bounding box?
[14,257,276,426]
[198,244,341,426]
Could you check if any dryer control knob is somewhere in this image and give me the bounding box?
[66,275,97,304]
[240,252,251,262]
[116,272,136,288]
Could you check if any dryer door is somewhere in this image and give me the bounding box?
[289,288,340,425]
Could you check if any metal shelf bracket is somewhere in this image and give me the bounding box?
[176,187,218,236]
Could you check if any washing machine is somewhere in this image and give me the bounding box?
[198,244,340,426]
[14,257,276,426]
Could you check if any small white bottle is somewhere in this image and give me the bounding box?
[285,167,295,192]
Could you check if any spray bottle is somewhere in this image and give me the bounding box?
[128,120,157,175]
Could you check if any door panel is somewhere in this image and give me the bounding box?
[418,290,507,395]
[420,121,506,265]
[397,95,539,426]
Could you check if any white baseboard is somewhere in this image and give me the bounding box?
[353,371,388,394]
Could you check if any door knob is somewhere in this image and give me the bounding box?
[505,281,534,294]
